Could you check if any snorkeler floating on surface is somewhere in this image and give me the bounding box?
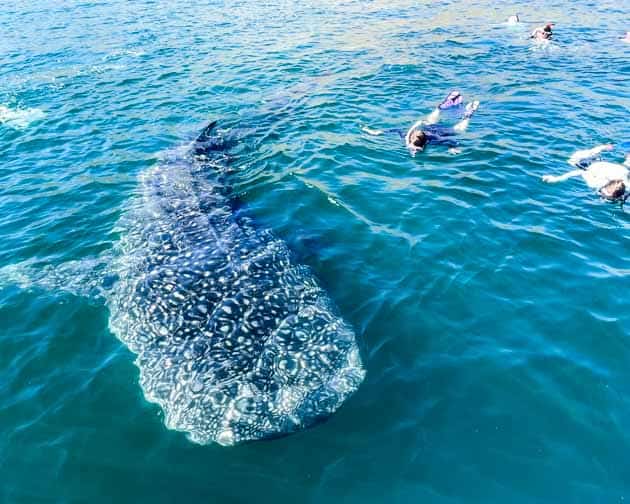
[531,23,554,40]
[362,91,480,156]
[542,144,630,201]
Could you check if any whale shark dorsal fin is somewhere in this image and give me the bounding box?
[196,120,218,143]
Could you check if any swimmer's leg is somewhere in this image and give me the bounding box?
[425,108,441,125]
[427,91,464,124]
[424,91,463,125]
[453,101,480,133]
[541,170,583,183]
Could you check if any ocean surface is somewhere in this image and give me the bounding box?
[1,0,630,502]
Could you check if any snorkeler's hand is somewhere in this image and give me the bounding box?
[542,174,556,183]
[591,144,614,156]
[448,147,461,155]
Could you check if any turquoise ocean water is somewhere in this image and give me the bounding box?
[1,0,630,502]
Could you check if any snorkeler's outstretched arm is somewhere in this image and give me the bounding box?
[542,170,583,183]
[361,126,405,139]
[361,126,385,135]
[567,144,614,167]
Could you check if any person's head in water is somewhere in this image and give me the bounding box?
[599,179,627,201]
[531,23,553,40]
[410,130,427,150]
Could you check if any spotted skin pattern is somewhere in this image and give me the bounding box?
[107,123,365,445]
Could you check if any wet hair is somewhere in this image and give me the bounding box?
[411,130,427,149]
[599,180,626,200]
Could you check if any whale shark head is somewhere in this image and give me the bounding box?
[106,121,366,445]
[158,295,366,446]
[111,240,366,446]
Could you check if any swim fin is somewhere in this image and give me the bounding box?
[438,91,463,110]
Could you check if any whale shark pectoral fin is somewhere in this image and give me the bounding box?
[195,120,219,144]
[0,254,114,302]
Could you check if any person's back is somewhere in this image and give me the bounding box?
[581,161,629,189]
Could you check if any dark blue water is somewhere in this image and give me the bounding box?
[1,0,630,502]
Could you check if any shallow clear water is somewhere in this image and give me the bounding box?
[1,0,630,502]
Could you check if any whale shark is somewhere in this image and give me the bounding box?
[98,121,365,445]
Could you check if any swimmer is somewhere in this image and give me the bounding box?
[542,144,630,201]
[531,22,554,40]
[507,14,520,25]
[362,91,480,156]
[621,32,630,43]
